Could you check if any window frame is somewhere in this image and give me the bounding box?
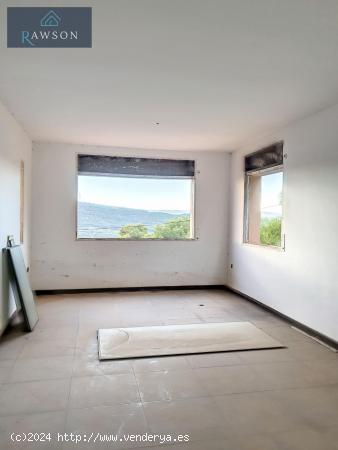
[75,153,197,241]
[243,164,284,250]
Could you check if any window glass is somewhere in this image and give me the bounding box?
[77,175,194,240]
[244,170,283,247]
[260,172,283,246]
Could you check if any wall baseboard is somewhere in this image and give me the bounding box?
[225,285,338,350]
[35,284,226,296]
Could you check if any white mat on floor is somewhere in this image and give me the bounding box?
[97,322,284,360]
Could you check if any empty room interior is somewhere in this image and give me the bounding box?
[1,1,338,449]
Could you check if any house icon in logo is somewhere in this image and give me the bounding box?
[40,10,61,27]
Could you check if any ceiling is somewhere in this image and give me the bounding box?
[1,0,338,151]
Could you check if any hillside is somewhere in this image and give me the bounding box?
[77,202,189,238]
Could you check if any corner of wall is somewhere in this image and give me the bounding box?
[0,99,33,334]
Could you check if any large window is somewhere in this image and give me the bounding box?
[77,155,195,240]
[244,143,284,248]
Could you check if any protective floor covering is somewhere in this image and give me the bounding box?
[98,322,284,360]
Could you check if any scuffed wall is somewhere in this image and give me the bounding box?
[31,143,230,289]
[0,101,32,334]
[228,102,338,342]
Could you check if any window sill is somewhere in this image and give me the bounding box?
[76,237,198,242]
[242,242,285,252]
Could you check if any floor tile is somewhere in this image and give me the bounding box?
[280,385,338,428]
[2,290,338,450]
[136,369,208,402]
[143,397,226,442]
[238,348,296,364]
[195,309,242,322]
[75,336,99,357]
[65,403,149,448]
[302,359,338,385]
[0,360,15,385]
[186,351,242,368]
[231,434,281,450]
[27,326,78,342]
[140,438,237,450]
[8,356,74,383]
[195,364,265,395]
[161,318,204,326]
[214,390,308,438]
[0,411,65,449]
[0,379,70,416]
[0,334,28,360]
[72,354,133,377]
[35,313,79,329]
[275,426,338,450]
[250,316,289,328]
[251,360,327,390]
[132,356,190,373]
[120,317,164,328]
[19,339,75,359]
[262,326,311,344]
[69,374,140,409]
[289,340,337,361]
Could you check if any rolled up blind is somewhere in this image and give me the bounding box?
[245,142,283,173]
[78,154,195,178]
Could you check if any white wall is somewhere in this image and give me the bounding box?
[228,102,338,342]
[31,143,230,290]
[0,101,32,335]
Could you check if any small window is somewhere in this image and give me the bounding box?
[77,155,195,240]
[244,143,284,248]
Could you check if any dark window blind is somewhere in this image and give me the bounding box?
[78,155,195,178]
[245,142,283,173]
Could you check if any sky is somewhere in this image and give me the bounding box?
[78,175,192,211]
[261,172,283,215]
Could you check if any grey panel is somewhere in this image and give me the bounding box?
[1,249,12,334]
[98,322,284,360]
[78,154,195,178]
[7,246,38,331]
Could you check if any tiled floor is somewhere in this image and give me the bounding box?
[0,289,338,449]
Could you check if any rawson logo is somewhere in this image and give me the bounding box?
[7,7,92,48]
[22,11,78,46]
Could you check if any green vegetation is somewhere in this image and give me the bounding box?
[260,217,282,247]
[118,216,190,239]
[78,202,190,239]
[152,216,190,239]
[118,224,148,239]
